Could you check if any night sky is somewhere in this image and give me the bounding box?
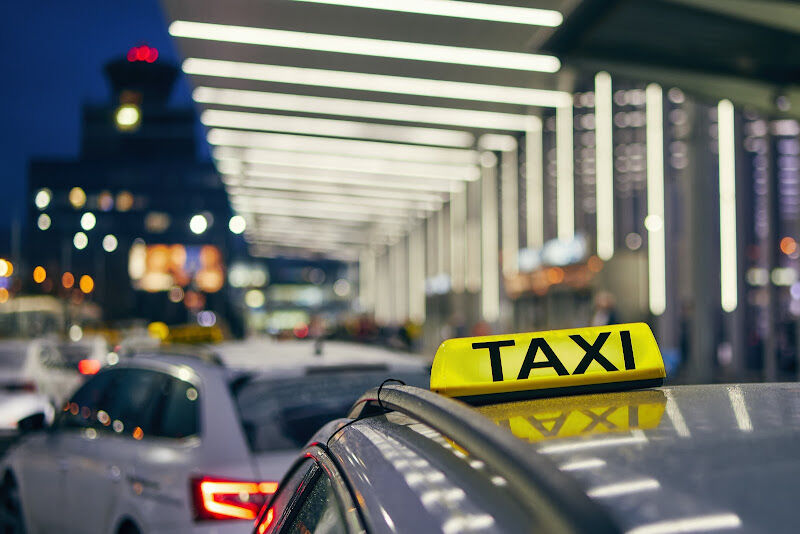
[0,1,198,234]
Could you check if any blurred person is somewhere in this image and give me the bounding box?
[470,320,492,337]
[590,290,619,327]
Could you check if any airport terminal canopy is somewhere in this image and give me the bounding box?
[160,0,577,260]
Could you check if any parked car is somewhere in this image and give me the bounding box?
[0,338,83,411]
[0,347,428,533]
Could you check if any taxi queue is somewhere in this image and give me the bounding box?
[3,323,797,533]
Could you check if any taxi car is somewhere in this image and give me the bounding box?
[254,323,790,533]
[0,347,428,534]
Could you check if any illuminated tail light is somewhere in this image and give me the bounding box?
[191,478,278,521]
[256,508,275,533]
[78,359,101,375]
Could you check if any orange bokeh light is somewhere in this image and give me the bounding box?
[62,272,75,289]
[546,267,565,284]
[33,266,46,284]
[0,288,8,304]
[780,237,797,256]
[587,255,604,273]
[79,275,94,294]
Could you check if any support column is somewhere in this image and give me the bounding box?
[481,152,500,323]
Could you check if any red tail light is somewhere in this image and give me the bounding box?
[191,478,278,521]
[256,508,275,533]
[78,359,101,375]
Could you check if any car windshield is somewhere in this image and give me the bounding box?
[0,346,27,369]
[233,368,430,452]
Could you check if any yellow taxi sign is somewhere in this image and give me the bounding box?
[430,323,665,403]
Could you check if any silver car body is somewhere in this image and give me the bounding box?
[2,345,426,534]
[264,383,800,533]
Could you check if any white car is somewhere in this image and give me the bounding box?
[0,349,428,533]
[0,339,83,414]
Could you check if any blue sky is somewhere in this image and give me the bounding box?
[0,1,199,230]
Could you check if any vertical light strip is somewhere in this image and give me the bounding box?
[374,251,390,323]
[645,84,666,316]
[595,72,614,260]
[425,215,437,279]
[409,225,426,322]
[481,153,500,322]
[501,148,519,276]
[718,99,738,313]
[437,207,448,276]
[450,189,467,292]
[526,117,544,249]
[358,249,376,312]
[393,239,409,321]
[556,104,575,241]
[466,180,483,292]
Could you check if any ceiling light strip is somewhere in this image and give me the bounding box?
[207,129,479,165]
[195,87,533,130]
[170,21,560,73]
[183,59,571,107]
[292,0,563,27]
[214,146,478,180]
[201,109,474,147]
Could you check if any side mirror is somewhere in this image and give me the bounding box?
[17,413,47,434]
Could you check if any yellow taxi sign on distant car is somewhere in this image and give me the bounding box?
[430,323,665,403]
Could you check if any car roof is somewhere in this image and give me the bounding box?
[345,382,797,533]
[216,338,428,374]
[474,383,798,533]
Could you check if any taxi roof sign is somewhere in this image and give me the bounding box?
[430,323,665,404]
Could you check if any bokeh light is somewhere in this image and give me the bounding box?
[80,212,96,231]
[34,189,51,210]
[115,104,141,131]
[69,187,87,209]
[62,272,75,289]
[780,237,797,256]
[79,275,94,294]
[116,191,134,212]
[189,214,208,234]
[33,266,46,284]
[73,232,88,250]
[102,234,118,252]
[37,213,51,230]
[229,215,246,234]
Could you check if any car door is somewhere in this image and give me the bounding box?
[16,369,114,532]
[125,374,204,531]
[60,367,166,534]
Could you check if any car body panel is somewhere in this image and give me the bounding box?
[327,413,534,534]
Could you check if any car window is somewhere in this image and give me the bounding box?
[99,369,167,436]
[283,472,346,534]
[233,369,429,452]
[61,368,166,435]
[154,377,200,439]
[258,458,316,532]
[60,370,117,428]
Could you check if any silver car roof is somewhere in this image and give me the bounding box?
[338,383,800,533]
